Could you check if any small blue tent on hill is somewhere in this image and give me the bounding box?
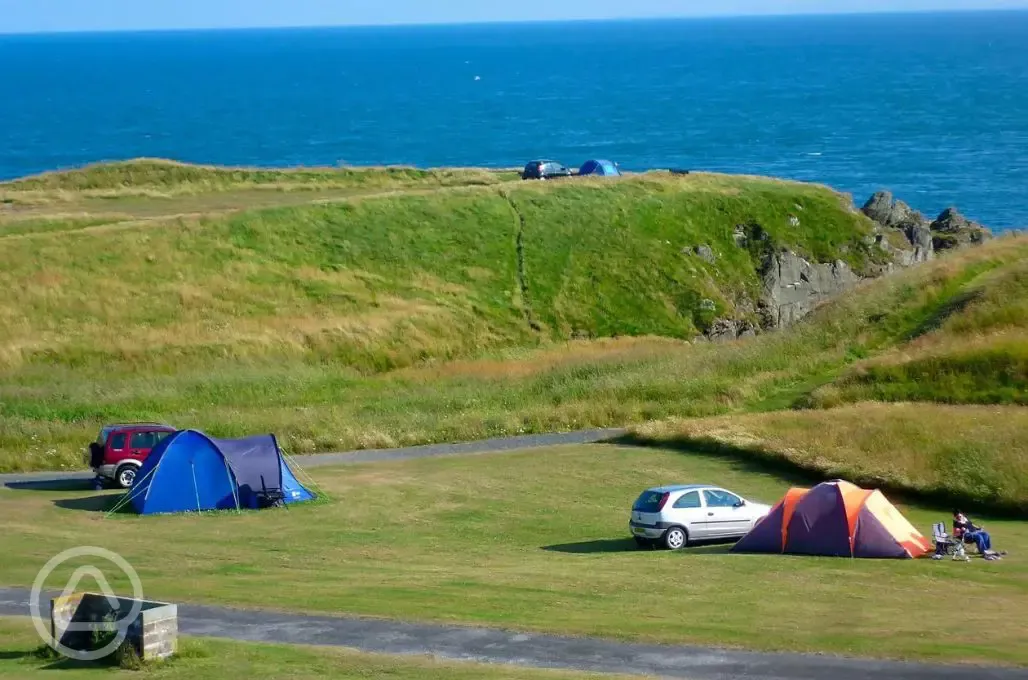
[579,159,622,177]
[128,430,315,515]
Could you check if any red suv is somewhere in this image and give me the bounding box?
[86,423,176,489]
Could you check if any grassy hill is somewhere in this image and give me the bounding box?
[0,162,882,376]
[0,160,1024,482]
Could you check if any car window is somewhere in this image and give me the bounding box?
[97,426,115,445]
[109,433,127,450]
[130,431,157,449]
[704,489,742,508]
[632,491,666,513]
[672,491,701,509]
[155,431,172,444]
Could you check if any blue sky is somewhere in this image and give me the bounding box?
[2,0,1027,33]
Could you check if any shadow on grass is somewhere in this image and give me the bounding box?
[53,493,124,513]
[0,651,32,660]
[542,538,739,555]
[542,539,638,554]
[4,479,96,492]
[0,646,98,669]
[610,434,1026,518]
[611,434,818,487]
[5,650,137,671]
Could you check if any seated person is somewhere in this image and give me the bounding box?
[953,510,1002,560]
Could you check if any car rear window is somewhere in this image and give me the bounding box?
[96,426,116,445]
[633,491,666,513]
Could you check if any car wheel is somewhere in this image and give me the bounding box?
[115,465,137,490]
[663,526,688,551]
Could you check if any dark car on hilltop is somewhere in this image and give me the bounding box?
[521,160,573,181]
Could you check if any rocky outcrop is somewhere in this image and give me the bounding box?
[694,244,716,263]
[861,192,934,265]
[759,250,861,329]
[861,192,992,263]
[707,318,758,342]
[930,207,991,251]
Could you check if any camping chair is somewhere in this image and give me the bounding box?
[255,475,286,510]
[932,522,972,561]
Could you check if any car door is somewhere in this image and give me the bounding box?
[128,430,158,462]
[702,489,752,537]
[667,490,708,539]
[106,432,129,467]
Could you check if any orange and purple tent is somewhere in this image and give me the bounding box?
[732,480,931,559]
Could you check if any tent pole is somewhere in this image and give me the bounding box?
[227,461,240,512]
[191,461,200,513]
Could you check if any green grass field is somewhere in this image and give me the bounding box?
[3,442,1026,665]
[0,618,632,680]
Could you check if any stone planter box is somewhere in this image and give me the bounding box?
[51,592,177,661]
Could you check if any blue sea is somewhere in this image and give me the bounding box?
[2,11,1027,229]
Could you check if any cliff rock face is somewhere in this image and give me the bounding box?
[706,193,991,340]
[759,250,860,329]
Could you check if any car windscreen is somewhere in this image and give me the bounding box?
[632,491,666,513]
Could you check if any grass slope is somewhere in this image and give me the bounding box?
[3,233,1025,475]
[0,619,631,680]
[812,253,1028,406]
[2,444,1026,665]
[632,403,1028,512]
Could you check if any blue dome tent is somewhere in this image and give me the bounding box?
[579,159,622,177]
[127,430,315,515]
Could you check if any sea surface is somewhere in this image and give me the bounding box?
[2,12,1027,229]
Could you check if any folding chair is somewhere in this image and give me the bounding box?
[255,475,286,510]
[932,522,970,561]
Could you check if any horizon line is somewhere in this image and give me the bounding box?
[1,6,1025,38]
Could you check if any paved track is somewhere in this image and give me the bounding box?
[0,428,627,487]
[1,588,1025,679]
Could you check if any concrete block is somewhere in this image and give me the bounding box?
[50,592,177,662]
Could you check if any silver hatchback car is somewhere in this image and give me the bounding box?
[629,485,772,550]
